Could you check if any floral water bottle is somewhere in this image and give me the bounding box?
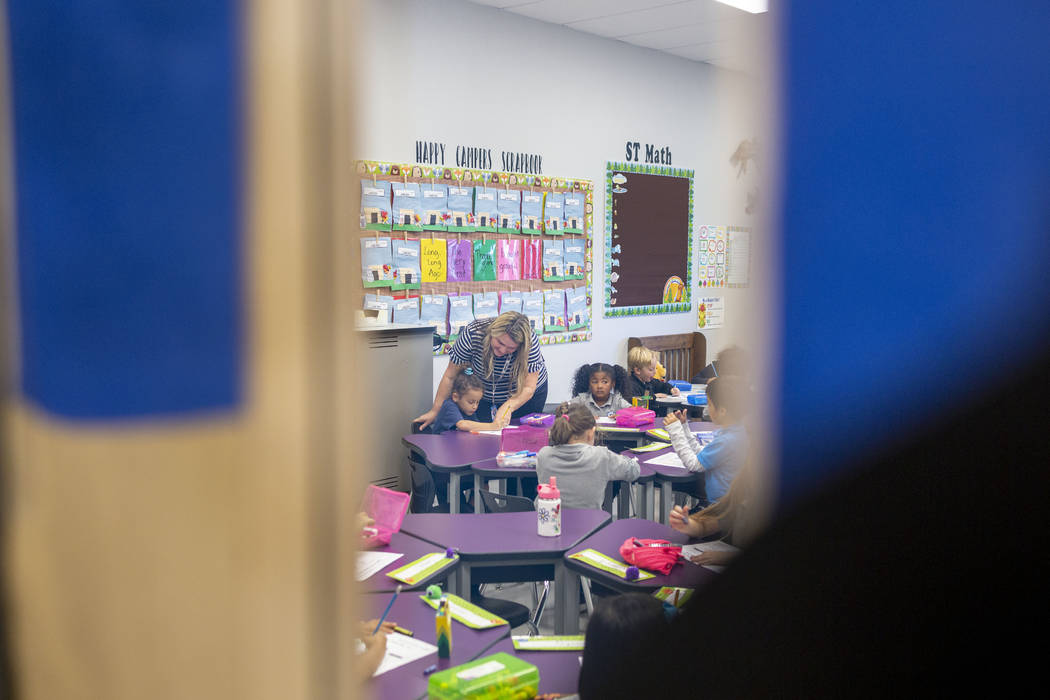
[536,476,561,537]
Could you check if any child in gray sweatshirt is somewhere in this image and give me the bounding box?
[536,402,640,510]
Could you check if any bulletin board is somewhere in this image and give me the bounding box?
[604,162,693,317]
[354,160,594,355]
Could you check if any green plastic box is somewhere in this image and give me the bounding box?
[427,652,539,699]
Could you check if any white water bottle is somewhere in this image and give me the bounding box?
[536,476,561,537]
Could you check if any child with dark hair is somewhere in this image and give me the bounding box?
[430,372,504,434]
[535,403,639,510]
[568,362,632,418]
[578,593,671,700]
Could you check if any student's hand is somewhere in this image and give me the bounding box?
[356,628,389,679]
[689,549,735,567]
[414,409,438,430]
[356,512,375,532]
[493,404,512,427]
[655,392,669,399]
[671,387,681,396]
[673,409,688,423]
[668,505,701,537]
[360,619,397,636]
[662,412,680,427]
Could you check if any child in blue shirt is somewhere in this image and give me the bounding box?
[662,376,749,503]
[431,372,503,434]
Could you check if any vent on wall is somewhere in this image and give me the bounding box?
[370,475,402,491]
[367,334,400,350]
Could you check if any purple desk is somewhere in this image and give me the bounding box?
[486,637,581,696]
[360,531,460,593]
[470,457,537,514]
[595,420,658,448]
[402,432,501,513]
[635,445,705,523]
[363,591,508,700]
[564,518,718,594]
[401,510,611,634]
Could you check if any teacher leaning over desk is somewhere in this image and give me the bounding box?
[415,311,549,431]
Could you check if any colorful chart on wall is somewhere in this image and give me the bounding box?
[605,162,693,317]
[726,226,751,287]
[697,225,727,289]
[697,296,725,329]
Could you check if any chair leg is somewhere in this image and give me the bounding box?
[529,581,550,636]
[581,577,594,616]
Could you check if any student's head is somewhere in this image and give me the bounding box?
[715,345,750,380]
[549,402,596,446]
[578,593,671,700]
[570,362,631,403]
[480,311,533,391]
[451,372,484,416]
[627,345,659,382]
[705,376,749,425]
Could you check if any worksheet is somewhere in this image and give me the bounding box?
[644,451,686,468]
[371,633,438,676]
[680,540,740,573]
[356,551,403,581]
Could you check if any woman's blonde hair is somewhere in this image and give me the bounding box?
[479,311,533,392]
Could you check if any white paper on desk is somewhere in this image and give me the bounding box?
[371,633,438,676]
[356,551,403,581]
[644,451,686,468]
[595,416,617,425]
[474,429,505,435]
[680,540,740,573]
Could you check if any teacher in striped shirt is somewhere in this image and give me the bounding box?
[414,311,549,431]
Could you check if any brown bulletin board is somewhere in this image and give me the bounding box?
[604,162,693,317]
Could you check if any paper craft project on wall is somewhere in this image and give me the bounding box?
[474,187,498,232]
[391,237,421,290]
[563,191,585,234]
[421,238,447,282]
[420,182,448,231]
[605,162,693,317]
[697,296,724,329]
[363,292,394,324]
[360,180,391,230]
[521,191,543,234]
[472,239,497,282]
[566,286,588,330]
[521,290,544,334]
[697,225,727,289]
[563,239,585,279]
[446,238,473,282]
[522,238,542,280]
[544,191,564,234]
[420,293,448,336]
[473,290,499,320]
[497,188,522,233]
[361,237,394,287]
[392,295,420,325]
[543,288,566,332]
[497,239,521,280]
[447,292,474,340]
[392,181,423,231]
[499,290,523,314]
[727,226,751,287]
[446,184,475,232]
[542,239,564,281]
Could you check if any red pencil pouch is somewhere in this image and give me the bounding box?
[619,537,682,575]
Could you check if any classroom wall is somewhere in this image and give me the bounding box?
[356,0,767,403]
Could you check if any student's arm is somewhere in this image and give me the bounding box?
[415,361,467,430]
[604,449,641,482]
[455,418,501,432]
[493,370,539,424]
[666,420,703,472]
[669,505,721,538]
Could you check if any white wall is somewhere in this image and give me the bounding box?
[356,0,764,403]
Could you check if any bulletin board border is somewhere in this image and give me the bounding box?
[354,160,595,354]
[603,162,694,318]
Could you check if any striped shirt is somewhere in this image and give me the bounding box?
[449,319,548,406]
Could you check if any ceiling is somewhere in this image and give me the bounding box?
[463,0,770,73]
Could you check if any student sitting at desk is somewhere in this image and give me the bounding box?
[627,345,680,399]
[568,362,632,418]
[536,403,640,510]
[578,593,671,700]
[662,376,749,505]
[430,373,503,434]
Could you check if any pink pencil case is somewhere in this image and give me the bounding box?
[360,484,410,548]
[615,406,656,427]
[499,425,550,453]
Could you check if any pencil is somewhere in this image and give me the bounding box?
[372,584,402,635]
